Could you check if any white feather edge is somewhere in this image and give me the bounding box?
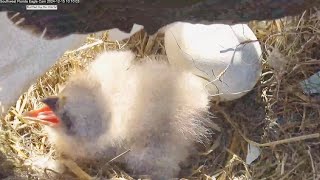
[0,12,143,114]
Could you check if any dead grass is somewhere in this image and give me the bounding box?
[1,8,320,180]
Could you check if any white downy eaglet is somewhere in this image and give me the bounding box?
[26,50,213,179]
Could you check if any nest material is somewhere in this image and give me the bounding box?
[1,8,320,180]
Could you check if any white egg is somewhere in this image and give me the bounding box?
[164,22,262,101]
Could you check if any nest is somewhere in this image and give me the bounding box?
[1,8,320,180]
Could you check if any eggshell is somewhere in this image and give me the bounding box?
[164,22,262,101]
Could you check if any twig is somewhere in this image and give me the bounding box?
[278,160,305,180]
[61,159,92,180]
[218,107,320,147]
[105,149,130,165]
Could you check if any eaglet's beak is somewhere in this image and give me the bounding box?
[23,96,60,126]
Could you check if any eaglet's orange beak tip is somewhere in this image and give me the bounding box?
[23,105,60,126]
